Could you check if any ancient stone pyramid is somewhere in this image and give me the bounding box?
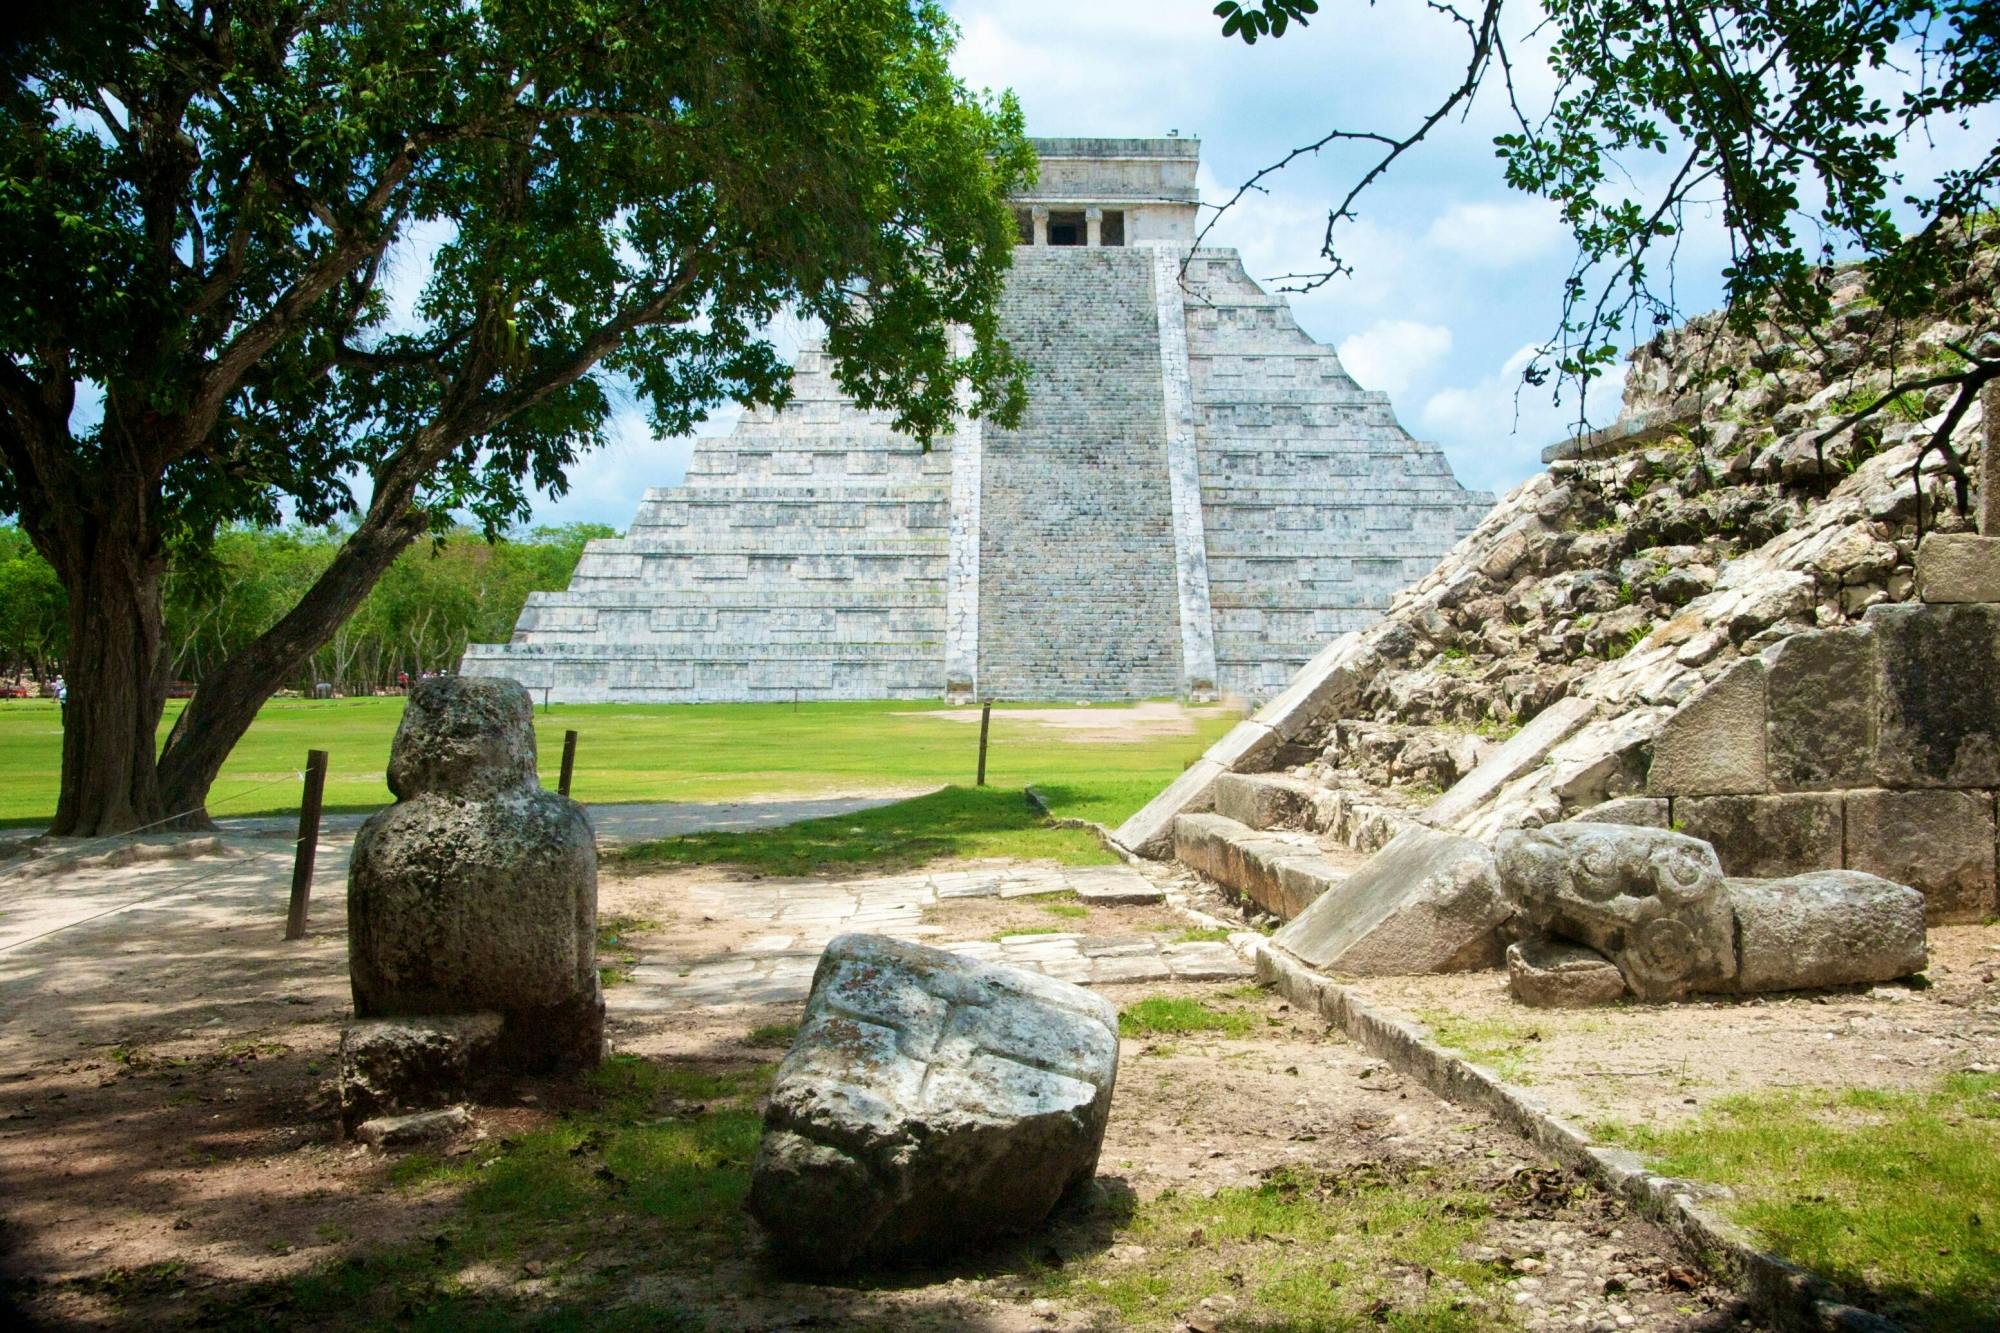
[463,137,1492,703]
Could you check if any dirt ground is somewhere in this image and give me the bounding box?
[904,701,1234,743]
[0,853,1763,1331]
[591,982,1760,1331]
[1342,924,2000,1132]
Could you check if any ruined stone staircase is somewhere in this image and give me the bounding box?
[1170,770,1421,922]
[1120,234,2000,933]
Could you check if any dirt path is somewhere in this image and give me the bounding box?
[1338,925,2000,1133]
[903,700,1234,743]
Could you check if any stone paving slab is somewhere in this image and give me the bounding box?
[616,860,1245,1009]
[615,929,1251,1010]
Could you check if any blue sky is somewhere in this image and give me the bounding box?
[505,2,1995,527]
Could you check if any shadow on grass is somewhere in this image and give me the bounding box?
[615,785,1110,877]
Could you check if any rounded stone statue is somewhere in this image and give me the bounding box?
[1496,822,1736,1001]
[348,676,602,1072]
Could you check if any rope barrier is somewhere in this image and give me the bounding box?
[0,837,306,954]
[0,770,307,890]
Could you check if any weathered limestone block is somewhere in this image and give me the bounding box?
[1868,603,2000,788]
[1247,634,1369,741]
[1114,757,1223,858]
[1548,708,1670,809]
[1172,813,1334,919]
[1729,871,1927,992]
[1571,796,1670,827]
[1843,788,1998,922]
[1725,570,1816,643]
[1206,720,1281,771]
[1647,658,1767,796]
[1497,823,1735,1000]
[1065,868,1165,907]
[1506,937,1628,1008]
[1674,793,1844,881]
[1311,787,1413,853]
[1765,627,1875,791]
[348,676,602,1072]
[1272,826,1508,975]
[1266,854,1350,923]
[385,677,540,798]
[1915,533,2000,603]
[354,1105,474,1149]
[1212,772,1318,832]
[1478,516,1533,581]
[338,1014,502,1134]
[748,934,1118,1272]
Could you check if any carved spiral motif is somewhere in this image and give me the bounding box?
[1634,918,1698,979]
[1570,838,1624,902]
[1648,848,1714,905]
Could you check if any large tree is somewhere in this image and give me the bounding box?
[1208,0,1998,468]
[1,1,1031,834]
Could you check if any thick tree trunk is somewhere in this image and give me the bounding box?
[51,536,172,836]
[155,502,430,823]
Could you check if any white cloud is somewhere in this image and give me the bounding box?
[1421,344,1629,493]
[529,404,729,531]
[1422,199,1568,269]
[1335,320,1453,397]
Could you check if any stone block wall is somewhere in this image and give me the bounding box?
[460,345,955,702]
[977,246,1184,699]
[1648,599,2000,921]
[1182,252,1492,697]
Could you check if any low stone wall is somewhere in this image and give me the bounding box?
[1647,569,2000,922]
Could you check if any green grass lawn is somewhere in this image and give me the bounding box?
[0,697,1234,837]
[1596,1073,2000,1331]
[620,785,1122,873]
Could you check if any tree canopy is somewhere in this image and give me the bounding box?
[0,521,610,690]
[0,0,1031,833]
[1206,0,1998,456]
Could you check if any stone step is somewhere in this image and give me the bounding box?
[1205,769,1420,857]
[1212,772,1321,831]
[1172,812,1366,920]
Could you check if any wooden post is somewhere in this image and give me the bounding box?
[559,729,579,797]
[285,749,329,940]
[976,701,992,787]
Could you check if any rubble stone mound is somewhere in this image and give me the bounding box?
[348,675,602,1073]
[1497,822,1735,1001]
[748,933,1119,1273]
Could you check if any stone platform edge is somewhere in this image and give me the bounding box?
[1247,939,1902,1333]
[1023,786,1153,870]
[1110,630,1372,858]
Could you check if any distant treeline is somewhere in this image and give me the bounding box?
[0,523,613,693]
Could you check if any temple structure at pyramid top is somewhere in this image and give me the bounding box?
[462,137,1494,703]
